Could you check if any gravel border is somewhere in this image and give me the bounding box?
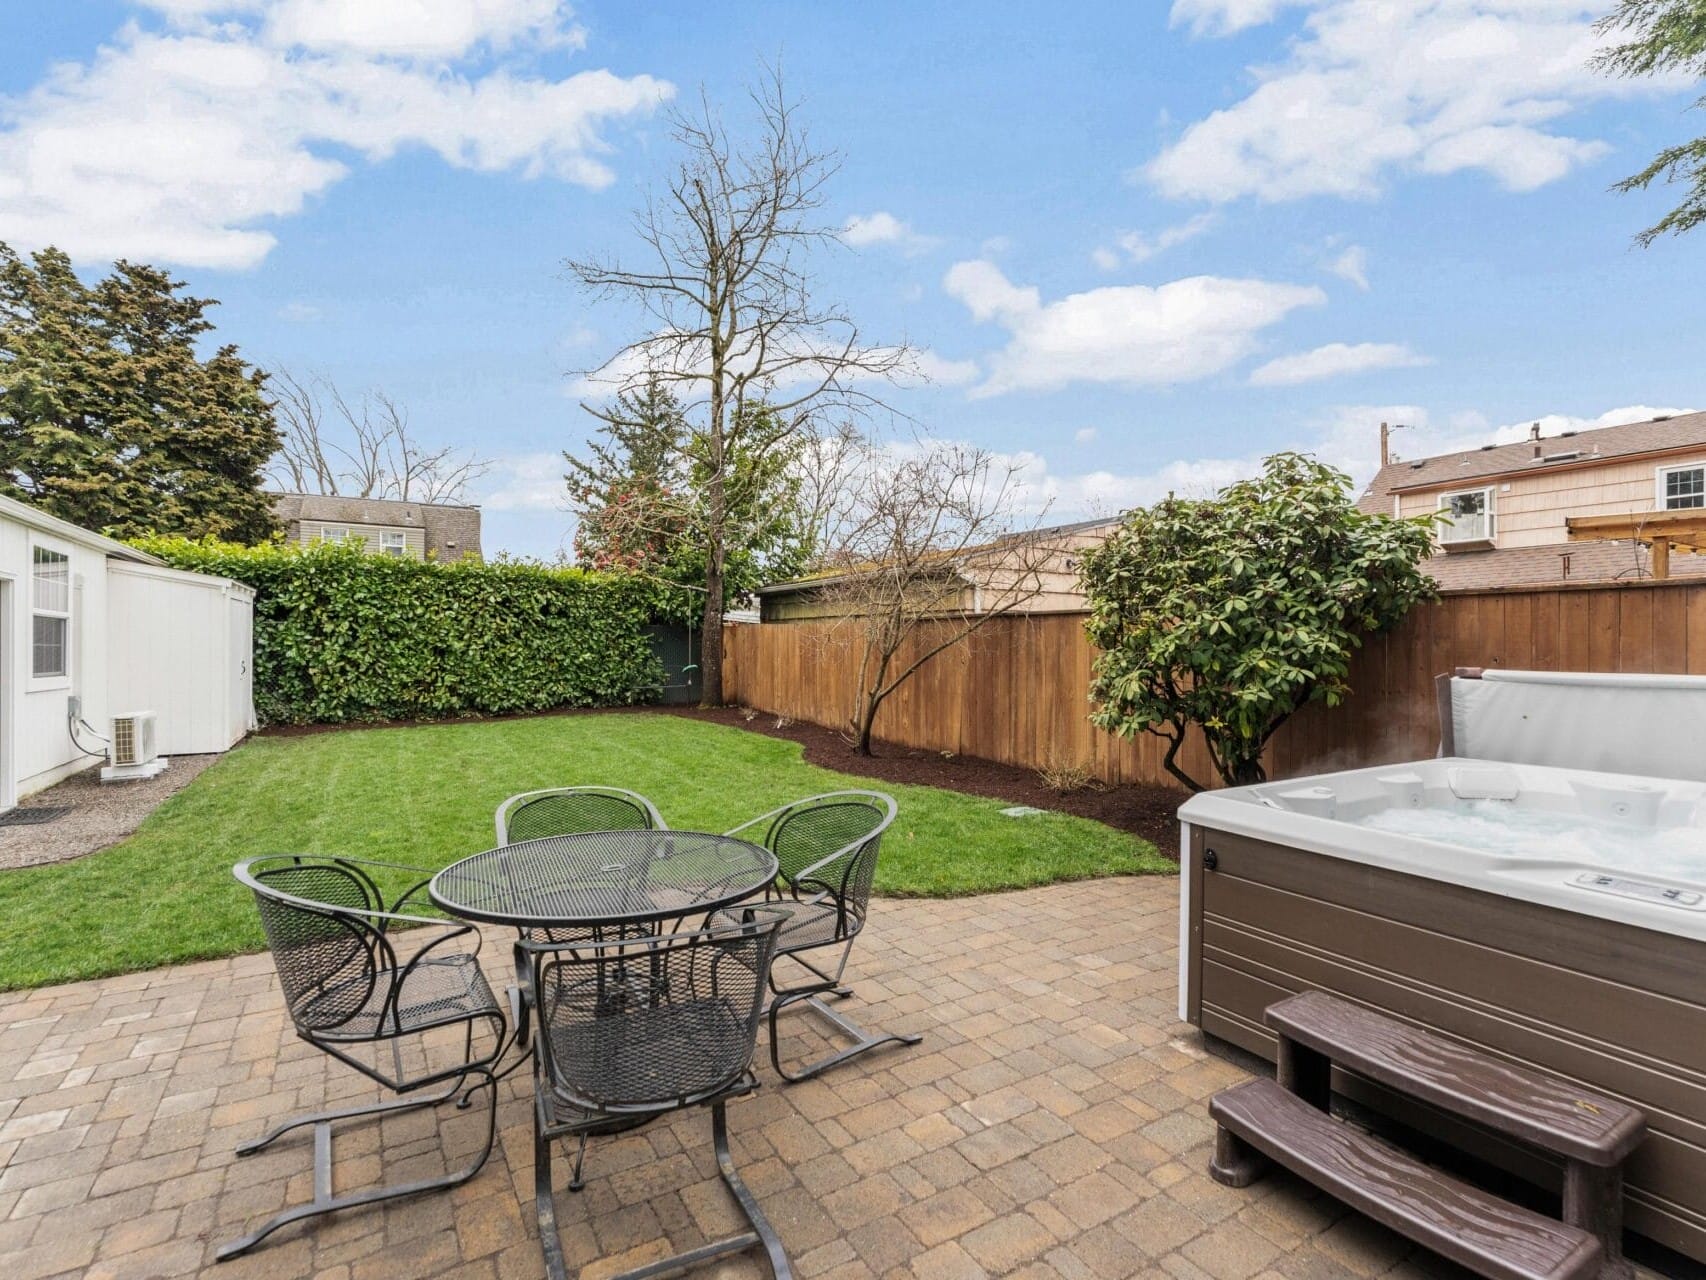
[0,754,222,870]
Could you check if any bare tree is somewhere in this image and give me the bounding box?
[567,68,913,706]
[268,370,489,503]
[817,440,1055,755]
[269,369,340,495]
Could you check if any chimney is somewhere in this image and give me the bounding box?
[1529,422,1541,442]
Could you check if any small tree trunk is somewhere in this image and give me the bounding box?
[1226,752,1267,787]
[699,567,724,708]
[1159,726,1206,793]
[699,377,728,709]
[855,685,889,755]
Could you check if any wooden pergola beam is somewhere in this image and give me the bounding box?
[1564,510,1706,580]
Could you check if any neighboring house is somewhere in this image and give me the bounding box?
[1358,410,1706,589]
[754,516,1121,622]
[0,495,254,809]
[271,493,482,561]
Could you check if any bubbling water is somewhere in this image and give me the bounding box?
[1352,800,1706,885]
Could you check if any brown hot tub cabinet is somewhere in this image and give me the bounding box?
[1180,818,1706,1262]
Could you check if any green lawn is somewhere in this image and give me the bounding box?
[0,712,1169,991]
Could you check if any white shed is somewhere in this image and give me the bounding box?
[107,562,255,756]
[0,494,255,811]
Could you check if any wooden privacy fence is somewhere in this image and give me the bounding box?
[722,580,1706,791]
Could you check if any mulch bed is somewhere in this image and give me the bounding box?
[668,707,1187,859]
[258,703,1189,858]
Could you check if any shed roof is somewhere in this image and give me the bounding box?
[0,494,161,564]
[1358,410,1706,514]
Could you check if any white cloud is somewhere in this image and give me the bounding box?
[1148,1,1651,205]
[1249,341,1430,386]
[1075,427,1098,444]
[842,211,937,255]
[1092,212,1217,270]
[1325,243,1368,290]
[263,0,583,59]
[1169,0,1300,36]
[911,350,981,387]
[0,5,671,269]
[276,301,322,322]
[479,450,566,512]
[943,259,1325,397]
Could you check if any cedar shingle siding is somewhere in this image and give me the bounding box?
[270,494,482,562]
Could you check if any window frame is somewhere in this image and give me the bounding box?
[1655,461,1706,511]
[28,540,72,686]
[379,530,408,557]
[316,524,353,544]
[1437,486,1496,545]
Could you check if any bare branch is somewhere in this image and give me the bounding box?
[563,64,911,706]
[804,438,1058,753]
[266,370,489,505]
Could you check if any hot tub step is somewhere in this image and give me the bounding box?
[1211,1078,1603,1280]
[1264,991,1644,1165]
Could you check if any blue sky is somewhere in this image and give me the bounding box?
[3,0,1704,557]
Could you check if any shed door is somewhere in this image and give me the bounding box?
[229,595,255,739]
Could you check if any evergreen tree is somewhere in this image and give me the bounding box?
[0,243,281,540]
[1595,0,1706,243]
[564,376,813,622]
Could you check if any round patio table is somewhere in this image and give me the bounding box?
[428,829,777,932]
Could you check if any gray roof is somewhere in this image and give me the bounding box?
[1358,410,1706,514]
[1423,539,1706,592]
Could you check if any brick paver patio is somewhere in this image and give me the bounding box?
[0,877,1668,1279]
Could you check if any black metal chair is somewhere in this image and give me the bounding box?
[524,909,794,1280]
[725,791,921,1083]
[495,785,665,847]
[492,786,670,1073]
[219,855,509,1262]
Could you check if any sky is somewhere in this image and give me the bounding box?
[2,0,1704,559]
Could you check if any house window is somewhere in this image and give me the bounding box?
[1438,488,1494,544]
[1658,463,1705,510]
[31,545,70,679]
[318,525,352,543]
[380,531,408,557]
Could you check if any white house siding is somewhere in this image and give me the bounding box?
[3,514,117,802]
[0,495,252,810]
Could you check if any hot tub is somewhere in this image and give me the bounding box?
[1179,755,1706,1261]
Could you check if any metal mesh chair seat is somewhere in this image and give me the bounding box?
[543,995,756,1109]
[724,791,920,1084]
[308,953,500,1043]
[767,898,845,952]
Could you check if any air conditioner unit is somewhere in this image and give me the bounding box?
[101,711,169,782]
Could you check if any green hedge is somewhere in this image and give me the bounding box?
[132,537,666,724]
